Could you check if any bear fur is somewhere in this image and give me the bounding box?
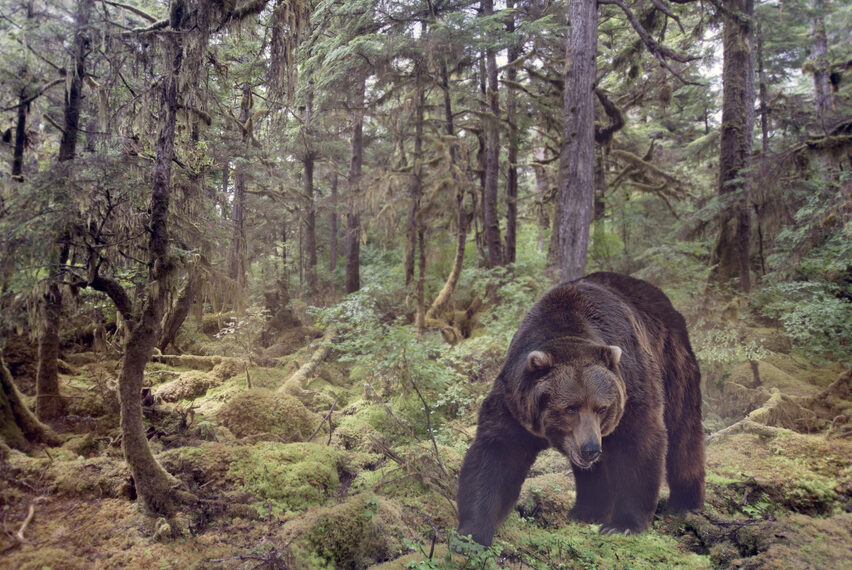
[456,272,705,546]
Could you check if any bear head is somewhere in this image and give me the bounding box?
[505,338,626,470]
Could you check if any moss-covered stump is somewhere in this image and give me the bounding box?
[217,388,319,441]
[280,494,411,569]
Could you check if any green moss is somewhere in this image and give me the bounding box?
[502,520,712,569]
[332,403,388,452]
[217,388,318,440]
[285,495,409,569]
[227,442,343,514]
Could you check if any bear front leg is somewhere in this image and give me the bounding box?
[456,394,544,546]
[600,426,666,534]
[570,461,613,524]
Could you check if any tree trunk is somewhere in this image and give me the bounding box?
[329,172,338,272]
[555,0,598,281]
[710,0,754,294]
[482,0,502,269]
[427,61,467,321]
[756,21,769,154]
[11,87,27,180]
[35,242,69,421]
[10,2,34,181]
[302,88,317,294]
[415,228,426,333]
[345,78,365,294]
[504,1,519,265]
[157,270,201,353]
[810,0,831,128]
[1,354,59,451]
[229,82,252,287]
[118,17,185,514]
[57,0,92,162]
[36,0,92,422]
[405,67,425,288]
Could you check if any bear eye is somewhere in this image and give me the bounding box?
[566,406,579,415]
[595,406,608,415]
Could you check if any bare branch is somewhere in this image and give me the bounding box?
[100,0,157,22]
[599,0,702,86]
[649,0,686,35]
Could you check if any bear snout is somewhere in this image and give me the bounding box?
[580,441,602,463]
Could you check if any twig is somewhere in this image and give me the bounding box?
[307,397,338,443]
[16,497,45,542]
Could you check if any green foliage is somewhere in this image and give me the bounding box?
[694,326,771,364]
[756,281,852,361]
[213,305,271,364]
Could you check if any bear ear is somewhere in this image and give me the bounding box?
[526,350,553,373]
[606,345,623,367]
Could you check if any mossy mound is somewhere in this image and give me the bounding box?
[217,388,319,441]
[706,429,852,517]
[50,455,133,500]
[154,370,220,402]
[332,403,389,452]
[281,494,410,569]
[517,472,576,528]
[229,441,345,515]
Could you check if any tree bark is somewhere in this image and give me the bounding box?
[405,66,425,288]
[504,1,519,265]
[36,0,92,422]
[157,270,200,353]
[555,0,598,281]
[345,78,365,294]
[482,0,503,269]
[11,87,27,180]
[810,0,831,129]
[117,15,185,514]
[1,354,59,451]
[427,60,467,321]
[57,0,92,162]
[756,21,769,154]
[229,82,252,287]
[35,242,69,421]
[329,172,338,272]
[710,0,754,294]
[302,88,317,294]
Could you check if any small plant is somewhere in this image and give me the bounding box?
[214,305,271,385]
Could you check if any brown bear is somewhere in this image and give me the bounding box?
[456,272,704,546]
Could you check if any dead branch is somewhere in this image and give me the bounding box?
[278,327,337,395]
[307,397,338,443]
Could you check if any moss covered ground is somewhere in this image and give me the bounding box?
[1,314,850,569]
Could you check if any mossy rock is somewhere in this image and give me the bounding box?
[517,472,576,528]
[217,388,319,441]
[229,442,344,514]
[282,495,409,569]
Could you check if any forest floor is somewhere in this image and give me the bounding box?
[1,312,851,569]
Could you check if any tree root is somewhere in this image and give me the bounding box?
[708,366,852,443]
